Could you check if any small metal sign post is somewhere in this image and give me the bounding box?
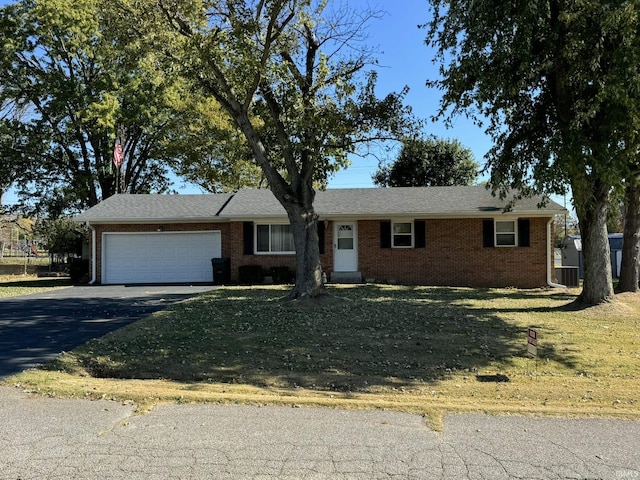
[527,328,538,359]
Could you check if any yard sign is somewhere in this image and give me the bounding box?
[527,328,538,358]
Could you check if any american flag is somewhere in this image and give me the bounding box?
[113,141,124,169]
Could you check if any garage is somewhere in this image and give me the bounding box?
[102,231,221,284]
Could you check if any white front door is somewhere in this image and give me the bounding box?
[334,222,358,272]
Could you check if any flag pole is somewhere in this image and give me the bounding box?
[113,131,125,194]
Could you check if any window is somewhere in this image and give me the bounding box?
[495,220,516,246]
[392,221,413,248]
[256,224,295,253]
[337,225,354,250]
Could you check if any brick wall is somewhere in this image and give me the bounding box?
[357,217,551,288]
[91,217,552,288]
[226,222,333,283]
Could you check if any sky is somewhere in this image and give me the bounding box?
[0,0,497,202]
[325,0,493,189]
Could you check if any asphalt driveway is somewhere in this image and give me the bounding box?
[0,285,216,378]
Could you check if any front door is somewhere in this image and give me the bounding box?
[333,222,358,272]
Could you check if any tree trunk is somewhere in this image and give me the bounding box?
[574,186,614,304]
[287,205,325,299]
[617,181,640,293]
[231,114,325,299]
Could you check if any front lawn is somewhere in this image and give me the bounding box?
[0,276,72,298]
[6,285,640,426]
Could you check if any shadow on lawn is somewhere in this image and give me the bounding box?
[58,285,581,392]
[0,278,73,288]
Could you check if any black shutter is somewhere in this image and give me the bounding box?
[518,218,531,247]
[483,219,495,247]
[317,221,325,254]
[415,220,426,248]
[380,221,391,248]
[243,222,254,255]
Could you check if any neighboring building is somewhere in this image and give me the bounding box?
[74,186,566,288]
[561,233,624,278]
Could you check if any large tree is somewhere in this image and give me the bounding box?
[120,0,415,299]
[164,95,266,193]
[0,0,253,215]
[0,119,16,211]
[373,137,478,187]
[425,0,640,304]
[0,0,170,214]
[617,177,640,292]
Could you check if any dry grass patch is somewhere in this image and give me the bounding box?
[0,275,72,298]
[5,285,640,426]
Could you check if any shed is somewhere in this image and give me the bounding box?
[561,233,624,278]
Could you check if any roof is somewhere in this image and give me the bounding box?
[608,233,624,251]
[563,233,623,252]
[75,186,566,223]
[74,193,233,224]
[222,186,566,219]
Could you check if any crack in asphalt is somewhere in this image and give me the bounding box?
[2,395,639,479]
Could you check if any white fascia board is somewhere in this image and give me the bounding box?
[76,217,230,224]
[316,211,564,221]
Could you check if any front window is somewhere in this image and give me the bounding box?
[495,220,516,246]
[392,221,413,248]
[256,224,295,253]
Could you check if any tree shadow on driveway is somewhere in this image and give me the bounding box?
[0,286,214,378]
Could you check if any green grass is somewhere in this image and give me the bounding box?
[0,276,72,298]
[6,285,640,425]
[0,256,50,265]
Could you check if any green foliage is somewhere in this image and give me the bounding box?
[116,0,417,192]
[0,0,257,214]
[373,137,478,187]
[425,0,640,197]
[0,0,168,215]
[424,0,640,303]
[35,217,86,257]
[164,94,266,192]
[118,0,418,297]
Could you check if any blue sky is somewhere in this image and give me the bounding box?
[326,0,493,189]
[1,0,494,200]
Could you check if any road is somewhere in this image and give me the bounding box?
[1,385,639,480]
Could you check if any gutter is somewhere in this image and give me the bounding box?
[547,218,566,288]
[87,222,97,285]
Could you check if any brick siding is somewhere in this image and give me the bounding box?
[358,217,551,288]
[226,222,333,282]
[91,217,553,288]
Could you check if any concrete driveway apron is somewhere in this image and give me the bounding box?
[0,285,215,378]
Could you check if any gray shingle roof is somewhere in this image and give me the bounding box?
[74,193,233,223]
[222,186,565,219]
[75,187,565,223]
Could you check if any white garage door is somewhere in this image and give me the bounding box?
[103,231,221,284]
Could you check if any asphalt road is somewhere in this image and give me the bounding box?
[1,385,639,479]
[0,285,216,378]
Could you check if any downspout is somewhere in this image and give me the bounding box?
[547,218,565,288]
[87,222,97,285]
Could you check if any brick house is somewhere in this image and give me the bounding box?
[75,186,566,288]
